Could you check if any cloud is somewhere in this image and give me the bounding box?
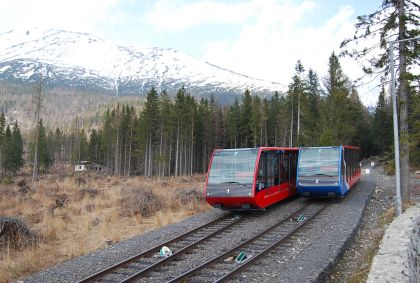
[203,2,379,105]
[147,0,256,31]
[0,0,119,33]
[0,0,381,106]
[204,2,352,82]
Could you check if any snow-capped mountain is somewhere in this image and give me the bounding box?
[0,29,283,98]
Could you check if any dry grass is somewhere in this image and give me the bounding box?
[0,171,211,282]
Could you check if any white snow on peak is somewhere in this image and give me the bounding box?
[0,28,284,93]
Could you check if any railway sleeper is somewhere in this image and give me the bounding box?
[124,265,146,271]
[245,246,265,253]
[191,274,217,283]
[109,270,132,277]
[135,259,159,265]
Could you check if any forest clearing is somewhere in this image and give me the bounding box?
[0,169,209,282]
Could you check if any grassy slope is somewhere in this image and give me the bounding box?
[0,170,210,282]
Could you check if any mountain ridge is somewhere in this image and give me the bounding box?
[0,29,284,99]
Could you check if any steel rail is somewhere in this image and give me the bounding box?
[77,213,242,283]
[167,203,326,283]
[215,203,327,282]
[119,212,249,282]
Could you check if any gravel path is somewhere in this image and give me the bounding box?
[326,164,400,282]
[228,173,375,283]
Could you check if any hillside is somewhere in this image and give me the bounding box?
[0,29,284,99]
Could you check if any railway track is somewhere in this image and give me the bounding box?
[78,202,327,283]
[77,213,253,283]
[168,202,326,283]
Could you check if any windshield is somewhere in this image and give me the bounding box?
[208,149,258,185]
[298,147,340,177]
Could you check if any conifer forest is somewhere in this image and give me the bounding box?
[3,51,418,179]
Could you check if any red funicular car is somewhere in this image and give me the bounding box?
[205,147,299,210]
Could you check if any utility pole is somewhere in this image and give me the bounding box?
[388,36,419,216]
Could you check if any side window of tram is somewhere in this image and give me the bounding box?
[345,150,350,182]
[257,154,265,191]
[290,153,297,182]
[265,152,278,188]
[283,153,290,183]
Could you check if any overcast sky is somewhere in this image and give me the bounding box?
[0,0,383,106]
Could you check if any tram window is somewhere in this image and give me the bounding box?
[257,153,265,190]
[275,153,280,185]
[283,153,290,183]
[344,149,350,181]
[347,150,351,181]
[265,152,277,188]
[353,151,356,175]
[279,155,286,184]
[290,153,297,181]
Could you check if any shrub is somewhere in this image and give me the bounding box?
[0,217,38,250]
[171,188,206,210]
[384,159,395,175]
[75,177,86,186]
[0,176,13,185]
[119,188,165,217]
[79,188,100,199]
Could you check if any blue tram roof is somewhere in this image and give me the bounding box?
[299,145,360,150]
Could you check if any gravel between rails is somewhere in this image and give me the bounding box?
[109,197,308,282]
[24,195,306,283]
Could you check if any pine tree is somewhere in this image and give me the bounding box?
[88,129,99,163]
[373,86,393,154]
[287,61,307,146]
[30,119,51,173]
[10,122,24,175]
[250,95,261,147]
[197,98,211,172]
[101,109,112,169]
[240,90,252,147]
[411,91,420,165]
[268,92,281,146]
[174,87,187,176]
[303,69,321,145]
[0,112,5,175]
[227,98,241,148]
[320,52,355,145]
[3,126,13,175]
[159,91,174,177]
[79,129,89,162]
[340,0,419,204]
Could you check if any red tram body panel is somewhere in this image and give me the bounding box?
[204,147,298,210]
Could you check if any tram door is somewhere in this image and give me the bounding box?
[265,151,279,196]
[256,151,280,196]
[279,152,290,192]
